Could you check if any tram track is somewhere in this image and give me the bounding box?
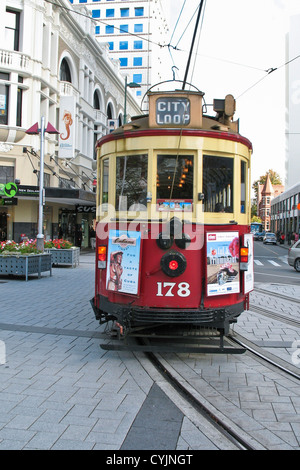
[139,345,259,450]
[254,287,300,306]
[249,304,300,329]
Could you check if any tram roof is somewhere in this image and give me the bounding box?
[96,90,253,151]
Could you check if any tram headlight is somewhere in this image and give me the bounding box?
[160,250,187,277]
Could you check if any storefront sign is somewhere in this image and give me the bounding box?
[0,182,18,197]
[17,185,39,197]
[206,231,240,296]
[106,230,141,295]
[0,198,18,206]
[76,205,96,213]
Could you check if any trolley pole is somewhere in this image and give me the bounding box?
[182,0,205,90]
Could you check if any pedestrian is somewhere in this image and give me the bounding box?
[75,226,82,249]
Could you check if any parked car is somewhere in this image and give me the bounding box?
[263,232,277,245]
[288,240,300,272]
[257,231,265,241]
[253,231,264,241]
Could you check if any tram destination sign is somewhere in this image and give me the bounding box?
[156,97,190,126]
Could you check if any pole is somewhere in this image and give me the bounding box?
[182,0,205,90]
[124,76,128,125]
[37,116,45,252]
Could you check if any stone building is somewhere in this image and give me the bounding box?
[0,0,140,246]
[257,173,284,232]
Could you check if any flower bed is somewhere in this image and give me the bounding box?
[46,247,80,268]
[0,254,52,281]
[44,238,80,267]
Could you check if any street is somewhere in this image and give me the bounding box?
[253,240,299,285]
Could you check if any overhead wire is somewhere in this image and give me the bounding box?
[236,53,300,100]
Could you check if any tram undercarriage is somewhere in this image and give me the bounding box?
[90,295,246,354]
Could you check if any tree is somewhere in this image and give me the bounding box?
[252,169,282,199]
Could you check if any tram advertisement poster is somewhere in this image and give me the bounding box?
[243,233,254,294]
[206,231,240,296]
[106,230,141,295]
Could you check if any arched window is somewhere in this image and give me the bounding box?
[60,58,72,83]
[107,103,113,120]
[93,91,100,110]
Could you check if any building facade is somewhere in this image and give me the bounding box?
[70,0,172,113]
[286,13,300,190]
[0,0,140,247]
[271,181,300,240]
[257,173,284,232]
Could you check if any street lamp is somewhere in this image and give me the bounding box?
[26,117,59,252]
[124,76,141,124]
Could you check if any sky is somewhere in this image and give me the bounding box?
[163,0,300,190]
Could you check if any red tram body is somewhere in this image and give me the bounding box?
[91,87,254,350]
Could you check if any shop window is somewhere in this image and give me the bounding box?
[16,85,22,127]
[0,82,9,125]
[0,166,14,184]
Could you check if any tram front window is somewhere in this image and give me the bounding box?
[156,155,194,208]
[202,155,234,213]
[116,154,148,211]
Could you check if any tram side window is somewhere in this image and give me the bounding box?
[116,154,148,211]
[156,155,193,201]
[101,159,109,205]
[202,155,233,212]
[240,161,246,214]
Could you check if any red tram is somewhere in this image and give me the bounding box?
[91,85,254,352]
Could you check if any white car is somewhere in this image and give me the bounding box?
[263,232,277,245]
[288,240,300,272]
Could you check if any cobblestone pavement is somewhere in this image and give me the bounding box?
[0,251,299,450]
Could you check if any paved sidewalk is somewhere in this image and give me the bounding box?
[0,249,299,450]
[0,252,220,450]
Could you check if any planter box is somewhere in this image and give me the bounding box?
[0,254,52,281]
[46,247,80,268]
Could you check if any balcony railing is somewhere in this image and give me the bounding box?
[0,49,31,75]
